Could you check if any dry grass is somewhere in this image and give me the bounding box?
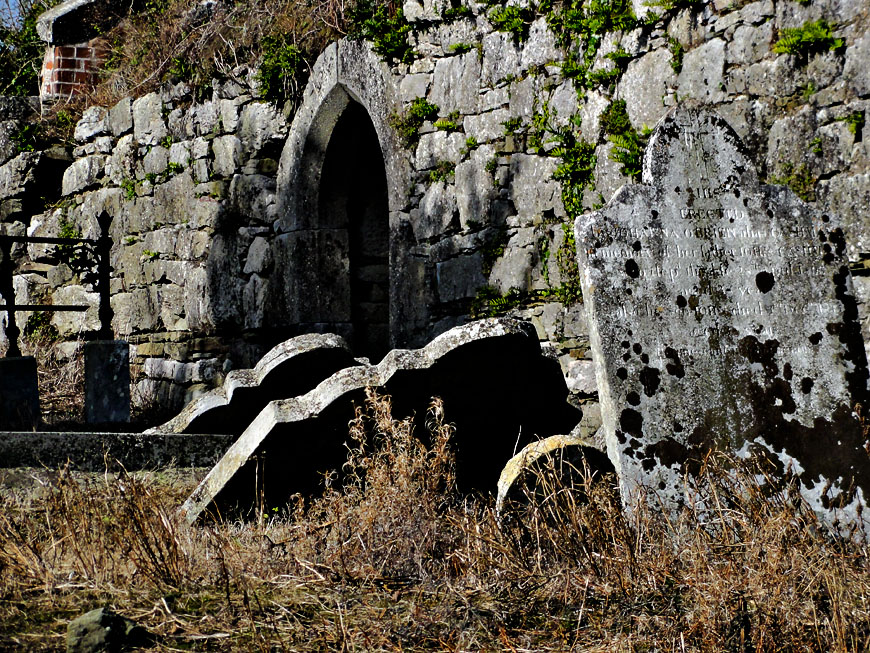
[2,390,870,651]
[15,331,85,429]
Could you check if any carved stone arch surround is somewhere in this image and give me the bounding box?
[275,39,420,350]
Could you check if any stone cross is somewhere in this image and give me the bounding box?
[575,105,870,529]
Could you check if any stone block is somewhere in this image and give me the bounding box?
[677,38,726,103]
[415,180,458,241]
[243,236,272,274]
[489,227,536,292]
[618,49,675,130]
[436,252,486,301]
[844,32,870,98]
[132,92,168,146]
[429,51,480,114]
[74,106,109,142]
[62,154,105,196]
[212,135,242,177]
[509,154,564,218]
[464,108,511,143]
[415,130,465,169]
[109,97,133,136]
[143,145,169,176]
[482,32,521,86]
[84,340,131,424]
[399,73,430,103]
[520,17,560,70]
[456,144,496,229]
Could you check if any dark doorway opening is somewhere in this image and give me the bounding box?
[318,101,390,362]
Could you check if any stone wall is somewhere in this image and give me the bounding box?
[1,0,868,423]
[1,70,291,411]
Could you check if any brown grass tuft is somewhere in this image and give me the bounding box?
[2,390,870,650]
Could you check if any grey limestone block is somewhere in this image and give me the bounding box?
[575,105,870,531]
[132,92,168,146]
[74,106,110,142]
[109,97,133,137]
[61,155,104,196]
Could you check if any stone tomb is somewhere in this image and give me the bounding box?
[575,105,870,527]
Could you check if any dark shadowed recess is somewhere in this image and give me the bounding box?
[203,334,582,519]
[318,101,390,362]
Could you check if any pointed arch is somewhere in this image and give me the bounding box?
[275,40,413,360]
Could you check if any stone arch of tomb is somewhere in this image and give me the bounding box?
[275,40,415,361]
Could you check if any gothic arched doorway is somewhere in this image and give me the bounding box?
[318,101,390,361]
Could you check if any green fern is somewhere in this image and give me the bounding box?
[773,20,844,58]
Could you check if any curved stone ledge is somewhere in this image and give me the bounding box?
[148,333,359,436]
[495,433,615,517]
[180,318,583,524]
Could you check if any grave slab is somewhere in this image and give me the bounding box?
[180,318,581,523]
[575,105,870,528]
[149,333,359,435]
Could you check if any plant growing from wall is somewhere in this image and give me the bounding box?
[528,101,551,153]
[553,223,582,304]
[444,4,472,20]
[349,0,415,64]
[769,162,816,202]
[258,35,304,104]
[547,0,636,95]
[485,156,499,186]
[428,160,455,183]
[601,99,649,181]
[168,55,195,82]
[448,43,474,55]
[551,126,597,218]
[643,0,705,11]
[488,5,535,43]
[481,226,510,276]
[502,117,524,137]
[12,122,42,153]
[24,311,59,342]
[773,20,844,60]
[668,37,684,73]
[837,111,864,139]
[389,98,439,148]
[121,178,137,201]
[434,112,461,132]
[461,136,479,157]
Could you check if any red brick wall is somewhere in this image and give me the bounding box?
[41,38,106,99]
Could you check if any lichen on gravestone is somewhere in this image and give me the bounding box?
[574,104,870,531]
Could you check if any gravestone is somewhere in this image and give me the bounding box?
[84,340,130,424]
[0,356,39,429]
[575,105,870,528]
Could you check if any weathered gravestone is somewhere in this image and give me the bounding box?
[575,105,870,528]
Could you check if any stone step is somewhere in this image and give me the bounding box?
[0,431,233,471]
[180,318,584,524]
